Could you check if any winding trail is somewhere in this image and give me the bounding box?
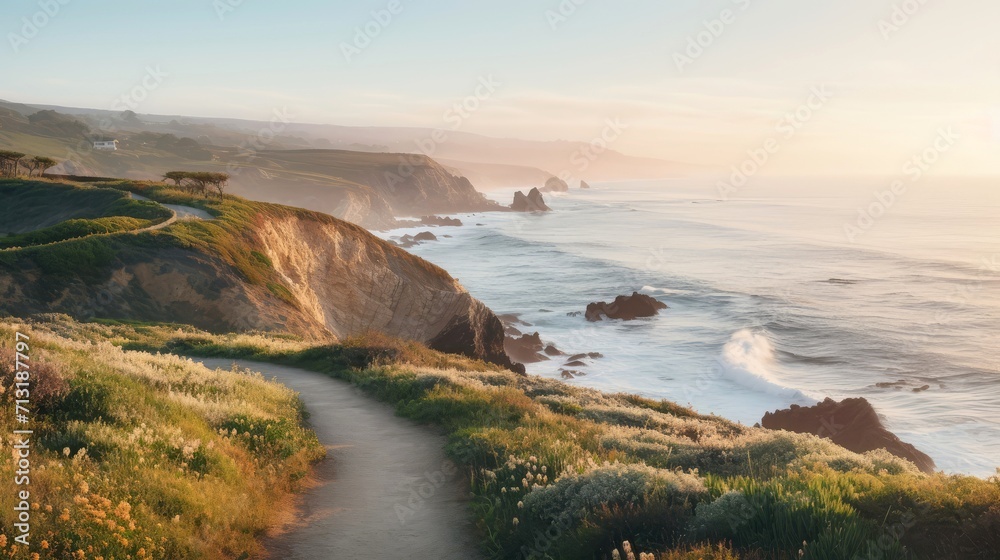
[196,359,484,560]
[0,194,212,251]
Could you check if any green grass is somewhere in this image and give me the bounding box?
[0,180,173,250]
[0,217,149,249]
[0,318,323,560]
[28,315,1000,560]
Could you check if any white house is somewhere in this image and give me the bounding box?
[93,140,119,151]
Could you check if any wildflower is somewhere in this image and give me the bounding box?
[0,534,6,548]
[517,501,524,509]
[63,447,71,457]
[512,517,519,527]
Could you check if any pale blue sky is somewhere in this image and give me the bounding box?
[2,0,999,173]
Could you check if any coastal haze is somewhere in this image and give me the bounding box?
[2,0,1000,559]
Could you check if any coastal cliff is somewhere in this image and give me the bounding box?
[0,179,518,370]
[226,149,506,228]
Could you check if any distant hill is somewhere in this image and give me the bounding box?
[2,99,699,183]
[0,102,505,228]
[438,159,557,191]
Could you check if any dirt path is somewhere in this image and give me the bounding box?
[196,358,484,560]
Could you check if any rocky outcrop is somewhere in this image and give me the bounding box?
[413,216,462,227]
[580,180,591,189]
[585,292,668,321]
[505,332,548,364]
[761,398,936,473]
[511,188,550,212]
[540,176,569,193]
[393,231,438,248]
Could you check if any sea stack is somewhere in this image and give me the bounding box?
[580,180,591,189]
[511,187,551,212]
[585,292,668,321]
[539,176,569,193]
[761,398,936,473]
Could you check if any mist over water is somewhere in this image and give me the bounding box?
[384,178,1000,476]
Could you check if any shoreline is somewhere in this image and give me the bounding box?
[371,187,998,477]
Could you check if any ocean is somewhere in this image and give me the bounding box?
[380,177,1000,477]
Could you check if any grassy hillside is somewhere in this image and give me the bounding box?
[0,318,323,559]
[0,180,172,236]
[39,316,1000,560]
[0,178,330,303]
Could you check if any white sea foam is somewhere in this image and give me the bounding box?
[717,329,816,402]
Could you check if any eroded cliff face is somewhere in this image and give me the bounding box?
[253,215,516,368]
[0,247,319,336]
[345,158,503,217]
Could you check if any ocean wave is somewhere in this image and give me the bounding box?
[717,329,817,402]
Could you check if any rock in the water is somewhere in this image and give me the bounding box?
[393,231,437,248]
[544,344,564,356]
[498,313,532,327]
[761,397,936,473]
[504,332,567,364]
[419,215,463,227]
[540,176,569,193]
[504,332,548,364]
[511,188,551,212]
[585,292,668,322]
[580,180,591,189]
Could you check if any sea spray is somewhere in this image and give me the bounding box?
[717,329,816,402]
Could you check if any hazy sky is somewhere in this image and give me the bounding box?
[2,0,999,175]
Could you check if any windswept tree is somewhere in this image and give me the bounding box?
[205,172,229,198]
[163,171,188,185]
[26,156,57,177]
[0,150,26,177]
[163,171,230,198]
